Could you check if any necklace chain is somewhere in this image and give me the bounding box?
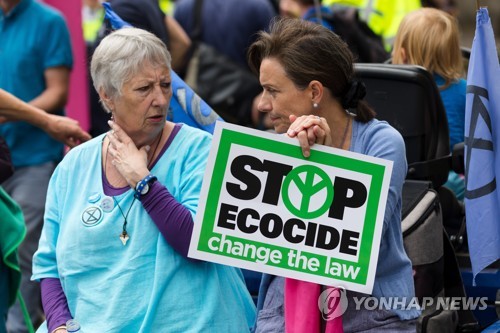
[338,115,352,149]
[103,128,164,245]
[113,196,136,242]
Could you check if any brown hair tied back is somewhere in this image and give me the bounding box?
[247,17,376,122]
[342,80,366,109]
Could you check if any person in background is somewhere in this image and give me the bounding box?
[248,18,418,332]
[106,0,191,72]
[392,7,465,200]
[175,0,276,128]
[174,0,276,69]
[0,1,73,331]
[82,0,104,47]
[32,27,255,333]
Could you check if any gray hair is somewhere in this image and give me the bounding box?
[90,27,172,112]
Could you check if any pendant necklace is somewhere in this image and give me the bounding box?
[115,196,135,245]
[104,129,163,245]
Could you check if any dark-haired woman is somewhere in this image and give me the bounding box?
[248,18,419,333]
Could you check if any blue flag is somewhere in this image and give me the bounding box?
[101,2,222,133]
[168,71,222,133]
[464,7,500,284]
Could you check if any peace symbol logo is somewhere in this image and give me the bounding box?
[81,206,103,227]
[282,165,333,219]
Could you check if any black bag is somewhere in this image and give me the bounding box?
[184,0,262,126]
[0,136,14,184]
[402,180,480,333]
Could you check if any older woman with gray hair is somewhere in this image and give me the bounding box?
[31,28,256,333]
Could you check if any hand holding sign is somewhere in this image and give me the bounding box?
[189,122,393,294]
[287,114,332,157]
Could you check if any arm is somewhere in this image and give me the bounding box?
[41,278,72,333]
[0,89,91,147]
[29,66,70,113]
[141,182,194,257]
[164,15,191,72]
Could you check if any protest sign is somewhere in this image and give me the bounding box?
[188,122,393,294]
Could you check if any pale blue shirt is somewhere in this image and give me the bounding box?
[33,125,256,332]
[255,119,419,333]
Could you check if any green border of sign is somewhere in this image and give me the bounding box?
[197,129,385,285]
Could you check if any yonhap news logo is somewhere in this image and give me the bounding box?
[318,287,348,320]
[318,291,488,320]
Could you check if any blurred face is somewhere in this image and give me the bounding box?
[279,0,303,18]
[108,62,171,141]
[257,57,313,134]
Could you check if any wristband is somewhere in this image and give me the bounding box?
[134,174,158,199]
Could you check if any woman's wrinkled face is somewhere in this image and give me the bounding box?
[109,62,171,138]
[257,57,312,134]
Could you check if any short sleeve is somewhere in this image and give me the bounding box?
[42,13,73,70]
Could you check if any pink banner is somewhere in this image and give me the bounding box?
[44,0,90,131]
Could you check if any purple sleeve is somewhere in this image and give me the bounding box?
[40,278,72,332]
[141,181,194,257]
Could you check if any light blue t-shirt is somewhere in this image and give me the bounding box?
[254,119,419,331]
[350,119,418,320]
[32,125,256,332]
[0,0,73,167]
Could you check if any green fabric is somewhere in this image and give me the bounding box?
[0,187,26,306]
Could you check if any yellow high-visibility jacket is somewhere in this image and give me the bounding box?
[324,0,421,51]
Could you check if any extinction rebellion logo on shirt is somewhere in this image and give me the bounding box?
[81,206,103,227]
[189,122,393,294]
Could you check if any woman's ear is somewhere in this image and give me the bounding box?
[99,88,114,112]
[309,80,323,105]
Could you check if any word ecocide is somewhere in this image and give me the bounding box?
[213,155,368,255]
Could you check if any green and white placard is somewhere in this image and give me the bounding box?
[188,122,393,294]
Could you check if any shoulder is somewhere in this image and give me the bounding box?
[177,123,212,140]
[58,135,103,169]
[49,135,103,187]
[174,124,212,153]
[31,1,67,23]
[354,119,407,171]
[356,119,405,151]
